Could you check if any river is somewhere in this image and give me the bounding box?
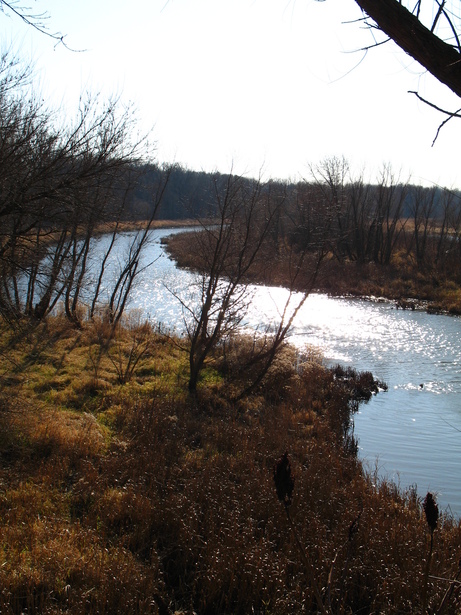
[90,228,461,516]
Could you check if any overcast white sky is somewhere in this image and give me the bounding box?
[2,0,461,187]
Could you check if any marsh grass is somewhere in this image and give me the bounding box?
[0,316,460,613]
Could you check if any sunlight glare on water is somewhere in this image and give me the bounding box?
[97,229,461,516]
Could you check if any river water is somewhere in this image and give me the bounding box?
[91,228,461,516]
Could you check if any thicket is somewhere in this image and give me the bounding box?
[0,315,460,614]
[165,159,461,314]
[0,50,171,326]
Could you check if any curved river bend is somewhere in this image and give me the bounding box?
[91,228,461,516]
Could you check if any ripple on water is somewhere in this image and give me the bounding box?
[85,230,461,516]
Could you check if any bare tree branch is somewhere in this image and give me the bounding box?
[0,0,84,51]
[409,89,461,144]
[409,89,461,117]
[354,0,461,98]
[431,0,446,33]
[435,0,461,52]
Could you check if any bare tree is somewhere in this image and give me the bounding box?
[0,50,157,322]
[309,156,352,262]
[168,171,330,396]
[407,185,438,268]
[371,165,409,266]
[105,167,171,333]
[446,190,461,270]
[171,172,281,393]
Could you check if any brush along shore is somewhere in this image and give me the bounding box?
[0,314,460,614]
[165,228,461,315]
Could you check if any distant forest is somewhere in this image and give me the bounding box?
[128,163,461,223]
[128,165,218,220]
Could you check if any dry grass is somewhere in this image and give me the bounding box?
[0,316,460,614]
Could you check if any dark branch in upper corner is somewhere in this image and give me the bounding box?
[0,0,85,52]
[354,0,461,99]
[409,89,461,145]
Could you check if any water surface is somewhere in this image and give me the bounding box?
[97,229,461,516]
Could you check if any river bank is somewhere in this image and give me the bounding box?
[94,218,201,234]
[122,226,461,515]
[1,314,461,614]
[2,226,461,613]
[165,228,461,315]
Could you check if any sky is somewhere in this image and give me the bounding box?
[2,0,461,188]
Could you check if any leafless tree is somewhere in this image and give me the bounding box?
[446,190,461,268]
[169,171,330,396]
[0,50,157,322]
[170,173,279,393]
[434,187,454,265]
[407,184,438,267]
[308,156,352,262]
[372,165,409,266]
[104,167,171,333]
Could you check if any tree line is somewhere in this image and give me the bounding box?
[144,159,461,279]
[289,159,461,276]
[162,161,461,393]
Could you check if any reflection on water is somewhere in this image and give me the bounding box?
[104,229,461,516]
[281,294,461,517]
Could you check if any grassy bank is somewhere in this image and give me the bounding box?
[0,315,460,614]
[166,231,461,315]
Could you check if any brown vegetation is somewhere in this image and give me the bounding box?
[167,230,461,315]
[0,315,460,614]
[164,159,461,317]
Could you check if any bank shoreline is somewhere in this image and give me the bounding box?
[161,224,461,316]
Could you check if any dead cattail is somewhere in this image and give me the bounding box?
[422,492,439,613]
[273,451,295,507]
[273,451,329,614]
[423,492,439,534]
[348,510,362,542]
